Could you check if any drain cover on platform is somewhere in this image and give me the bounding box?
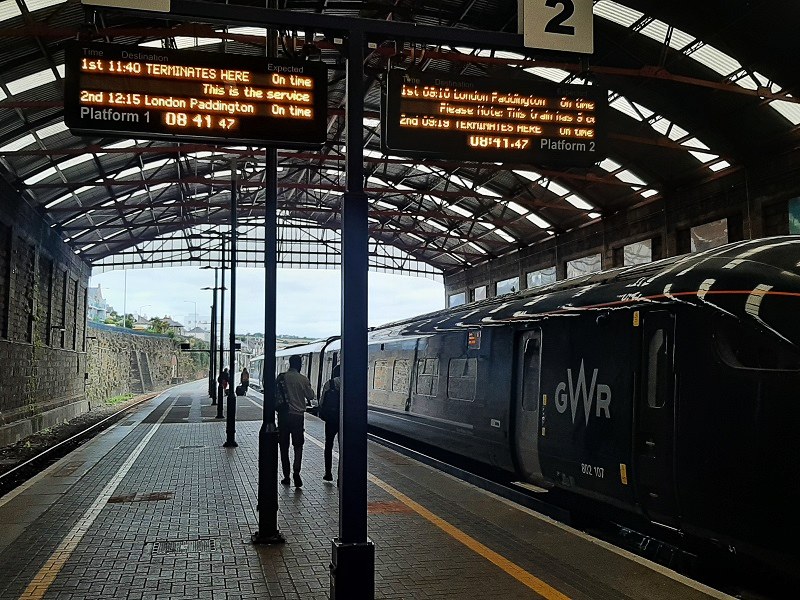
[153,539,217,554]
[108,491,174,503]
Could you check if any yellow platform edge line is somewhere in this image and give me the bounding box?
[367,472,572,600]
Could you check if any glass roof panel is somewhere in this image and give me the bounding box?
[0,133,36,152]
[688,44,741,77]
[523,67,569,82]
[513,169,542,182]
[565,194,594,210]
[174,37,218,49]
[709,160,731,172]
[7,67,57,95]
[26,0,65,11]
[45,194,71,209]
[24,166,57,185]
[770,100,800,125]
[36,121,68,139]
[526,213,551,229]
[58,153,98,171]
[615,170,646,185]
[545,181,570,196]
[505,201,527,215]
[641,189,659,198]
[0,2,21,22]
[594,1,644,27]
[446,204,473,218]
[610,96,642,121]
[494,229,516,242]
[598,158,622,172]
[689,151,717,163]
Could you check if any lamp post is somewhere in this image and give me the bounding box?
[202,273,226,403]
[138,304,151,326]
[183,300,198,329]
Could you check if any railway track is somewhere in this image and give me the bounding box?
[0,393,157,499]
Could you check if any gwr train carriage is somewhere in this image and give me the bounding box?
[269,237,800,574]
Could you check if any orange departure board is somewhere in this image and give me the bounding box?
[64,43,328,147]
[382,70,605,166]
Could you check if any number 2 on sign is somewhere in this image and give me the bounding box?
[544,0,575,35]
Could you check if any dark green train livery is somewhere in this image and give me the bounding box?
[273,237,800,575]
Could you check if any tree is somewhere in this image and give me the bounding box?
[148,317,170,335]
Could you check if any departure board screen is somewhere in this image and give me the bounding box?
[64,43,328,147]
[382,70,605,166]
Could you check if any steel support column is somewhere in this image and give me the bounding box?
[217,238,226,419]
[224,162,239,448]
[208,272,217,401]
[331,28,374,600]
[252,18,284,545]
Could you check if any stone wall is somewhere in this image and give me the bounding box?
[0,179,92,446]
[85,323,200,404]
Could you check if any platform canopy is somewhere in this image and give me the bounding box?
[1,1,798,279]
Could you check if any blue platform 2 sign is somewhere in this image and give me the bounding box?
[382,70,605,167]
[522,0,594,54]
[64,43,328,148]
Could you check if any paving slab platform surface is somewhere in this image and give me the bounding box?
[0,381,731,599]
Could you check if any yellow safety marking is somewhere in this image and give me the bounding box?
[19,396,178,600]
[304,431,569,597]
[367,472,572,600]
[633,311,640,327]
[619,463,628,485]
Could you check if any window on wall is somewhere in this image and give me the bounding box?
[526,267,556,289]
[789,199,800,235]
[373,360,391,391]
[472,285,487,302]
[623,239,652,266]
[496,276,519,296]
[415,358,439,396]
[691,218,728,252]
[567,254,601,279]
[448,357,478,401]
[448,292,466,307]
[392,359,411,392]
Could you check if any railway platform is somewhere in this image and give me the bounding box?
[0,380,731,600]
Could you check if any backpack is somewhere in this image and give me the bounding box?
[274,373,289,412]
[319,380,340,423]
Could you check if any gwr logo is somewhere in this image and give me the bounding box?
[555,360,612,425]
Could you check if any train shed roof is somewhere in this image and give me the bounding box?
[1,1,798,278]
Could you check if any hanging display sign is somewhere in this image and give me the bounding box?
[64,43,328,147]
[382,70,605,166]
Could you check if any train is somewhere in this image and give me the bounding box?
[250,236,800,575]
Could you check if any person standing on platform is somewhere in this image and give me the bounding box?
[276,354,315,488]
[218,367,229,392]
[240,366,249,391]
[318,364,341,482]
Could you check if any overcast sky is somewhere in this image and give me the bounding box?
[89,267,445,338]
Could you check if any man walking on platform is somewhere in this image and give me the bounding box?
[276,355,315,488]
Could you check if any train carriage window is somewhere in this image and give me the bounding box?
[448,358,477,401]
[715,319,800,371]
[373,360,392,391]
[646,329,668,408]
[392,359,411,392]
[522,335,541,411]
[415,358,440,396]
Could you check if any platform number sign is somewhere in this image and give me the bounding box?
[522,0,594,54]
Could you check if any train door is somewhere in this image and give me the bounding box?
[635,311,679,525]
[513,329,543,482]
